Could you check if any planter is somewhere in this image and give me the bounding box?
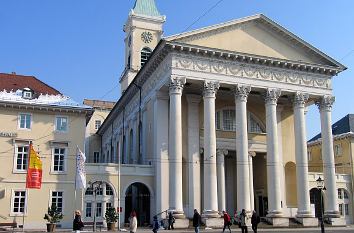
[107,222,116,231]
[46,223,56,232]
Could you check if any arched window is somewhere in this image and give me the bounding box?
[122,136,126,164]
[141,47,152,67]
[215,108,265,133]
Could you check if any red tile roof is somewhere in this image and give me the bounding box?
[0,73,61,95]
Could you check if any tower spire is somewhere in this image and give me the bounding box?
[132,0,161,17]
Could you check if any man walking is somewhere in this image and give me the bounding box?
[251,210,260,233]
[222,210,232,233]
[193,209,202,233]
[240,209,248,233]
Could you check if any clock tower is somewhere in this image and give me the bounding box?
[120,0,166,94]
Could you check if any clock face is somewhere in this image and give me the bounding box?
[141,31,153,43]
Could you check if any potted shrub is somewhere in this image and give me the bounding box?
[44,205,63,232]
[105,207,119,231]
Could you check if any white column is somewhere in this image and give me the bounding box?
[235,85,251,213]
[293,92,312,217]
[276,106,286,211]
[186,94,202,218]
[264,88,283,217]
[249,151,256,211]
[153,91,170,215]
[169,77,186,216]
[316,95,340,217]
[217,149,228,212]
[203,81,220,217]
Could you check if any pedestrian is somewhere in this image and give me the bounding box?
[168,211,175,230]
[222,210,232,233]
[73,210,84,233]
[251,210,260,233]
[240,209,248,233]
[192,209,202,233]
[129,210,138,233]
[153,215,160,233]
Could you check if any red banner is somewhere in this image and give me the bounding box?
[26,144,43,189]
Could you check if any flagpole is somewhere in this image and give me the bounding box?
[74,146,79,214]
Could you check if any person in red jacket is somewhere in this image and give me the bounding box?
[222,211,232,233]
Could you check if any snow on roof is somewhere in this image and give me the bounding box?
[0,89,91,110]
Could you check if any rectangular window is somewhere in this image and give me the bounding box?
[338,189,343,199]
[106,185,113,196]
[85,202,92,218]
[55,116,68,132]
[345,204,349,216]
[95,120,102,130]
[15,145,29,171]
[222,110,236,131]
[339,204,343,215]
[307,151,312,161]
[19,114,31,129]
[12,190,26,214]
[96,187,103,196]
[93,152,100,163]
[216,111,221,130]
[344,191,349,199]
[334,144,342,157]
[51,191,63,213]
[96,203,102,217]
[53,148,66,172]
[106,202,112,210]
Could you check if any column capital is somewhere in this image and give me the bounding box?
[186,94,202,105]
[316,95,335,112]
[203,81,220,98]
[264,88,281,105]
[169,76,186,95]
[293,92,309,108]
[216,149,229,156]
[248,151,256,157]
[235,85,251,102]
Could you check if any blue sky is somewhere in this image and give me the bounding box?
[0,0,353,138]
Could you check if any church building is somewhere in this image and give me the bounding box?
[86,0,349,228]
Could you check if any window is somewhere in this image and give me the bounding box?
[12,190,26,214]
[85,188,93,196]
[19,113,31,129]
[95,120,102,130]
[141,47,152,67]
[85,202,92,218]
[22,88,33,99]
[96,187,103,196]
[216,111,221,130]
[55,116,68,132]
[96,203,102,217]
[249,114,265,133]
[129,129,134,163]
[53,148,66,172]
[93,152,100,163]
[106,185,113,196]
[15,145,29,171]
[345,204,349,216]
[51,191,63,213]
[334,144,342,157]
[344,191,349,199]
[307,151,312,161]
[222,110,236,131]
[339,204,343,215]
[106,202,112,210]
[338,189,343,199]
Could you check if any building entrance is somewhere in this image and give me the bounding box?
[125,182,151,226]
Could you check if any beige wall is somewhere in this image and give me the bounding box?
[0,106,87,229]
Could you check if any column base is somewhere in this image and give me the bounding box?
[324,210,340,219]
[325,217,346,226]
[265,217,289,227]
[202,210,220,218]
[171,210,186,219]
[295,217,318,227]
[173,218,190,229]
[201,217,223,228]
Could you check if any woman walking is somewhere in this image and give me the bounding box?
[129,211,138,233]
[240,209,248,233]
[73,210,84,233]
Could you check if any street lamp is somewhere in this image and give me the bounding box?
[316,177,326,233]
[88,181,104,232]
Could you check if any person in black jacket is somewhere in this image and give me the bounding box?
[192,209,202,233]
[153,215,160,233]
[251,210,260,233]
[73,210,84,233]
[168,211,175,230]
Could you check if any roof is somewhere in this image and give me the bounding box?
[132,0,161,17]
[165,14,347,70]
[83,99,116,110]
[0,73,61,95]
[309,114,354,142]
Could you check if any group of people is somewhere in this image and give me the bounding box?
[71,208,260,233]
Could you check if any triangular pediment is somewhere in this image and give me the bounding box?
[166,14,344,68]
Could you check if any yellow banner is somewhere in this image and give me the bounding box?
[29,144,42,170]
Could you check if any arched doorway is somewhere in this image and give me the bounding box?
[310,188,323,218]
[125,182,150,226]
